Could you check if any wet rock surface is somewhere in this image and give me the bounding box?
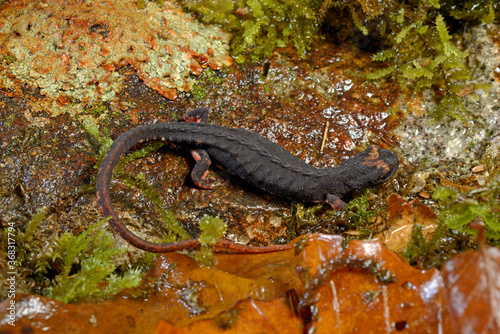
[0,1,498,263]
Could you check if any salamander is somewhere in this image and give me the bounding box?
[96,108,399,253]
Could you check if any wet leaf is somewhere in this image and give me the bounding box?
[1,233,499,333]
[300,238,450,333]
[374,194,437,251]
[156,297,303,334]
[441,246,500,333]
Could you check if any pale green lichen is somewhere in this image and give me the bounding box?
[0,0,232,116]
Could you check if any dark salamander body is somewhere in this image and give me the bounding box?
[96,108,399,253]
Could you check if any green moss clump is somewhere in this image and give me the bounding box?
[444,0,498,24]
[433,181,500,244]
[345,0,497,121]
[402,221,451,269]
[197,215,228,245]
[403,179,500,268]
[194,215,228,265]
[335,190,379,246]
[46,218,144,303]
[3,210,145,303]
[181,0,320,59]
[81,116,113,169]
[342,190,377,227]
[366,6,471,120]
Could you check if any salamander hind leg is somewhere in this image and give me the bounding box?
[191,149,215,189]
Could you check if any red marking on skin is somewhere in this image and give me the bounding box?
[193,179,212,190]
[192,150,202,161]
[363,146,390,173]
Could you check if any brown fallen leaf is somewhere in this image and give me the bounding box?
[1,233,499,334]
[373,194,437,251]
[441,246,500,334]
[300,238,451,333]
[156,297,303,334]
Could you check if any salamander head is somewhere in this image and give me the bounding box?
[340,145,399,191]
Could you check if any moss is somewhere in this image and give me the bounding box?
[197,215,228,245]
[203,67,225,85]
[401,178,500,268]
[402,218,479,269]
[444,0,499,23]
[81,116,113,169]
[86,102,108,116]
[347,0,496,121]
[193,215,228,265]
[342,190,377,227]
[433,181,500,244]
[181,0,320,59]
[46,218,145,303]
[288,203,323,240]
[2,210,145,303]
[365,7,472,120]
[403,222,444,269]
[190,83,208,102]
[181,0,498,120]
[337,190,379,246]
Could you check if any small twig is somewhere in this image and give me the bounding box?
[320,121,329,153]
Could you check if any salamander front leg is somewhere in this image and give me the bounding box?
[191,149,215,189]
[326,194,347,210]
